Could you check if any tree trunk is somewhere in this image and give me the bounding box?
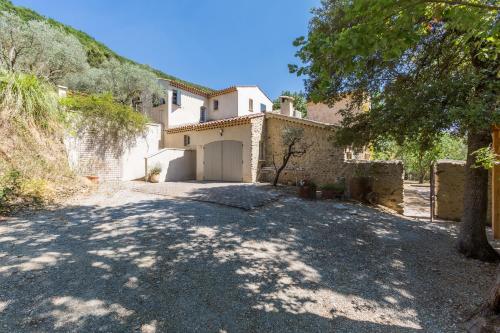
[272,153,292,186]
[466,265,500,332]
[418,172,425,184]
[457,130,500,262]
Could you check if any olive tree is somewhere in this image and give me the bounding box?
[0,12,88,83]
[272,127,309,186]
[65,59,163,106]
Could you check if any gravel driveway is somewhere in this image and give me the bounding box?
[0,181,498,332]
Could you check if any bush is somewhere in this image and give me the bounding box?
[0,71,59,129]
[320,183,345,192]
[61,93,149,156]
[0,169,22,208]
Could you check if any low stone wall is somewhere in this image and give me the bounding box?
[435,160,492,222]
[342,160,405,214]
[259,115,404,212]
[260,115,345,185]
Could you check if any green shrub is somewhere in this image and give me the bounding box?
[0,71,59,129]
[320,183,345,192]
[0,169,22,208]
[61,93,149,157]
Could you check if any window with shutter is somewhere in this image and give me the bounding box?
[249,99,253,112]
[172,89,181,106]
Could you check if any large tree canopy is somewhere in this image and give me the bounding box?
[292,0,499,261]
[0,12,88,83]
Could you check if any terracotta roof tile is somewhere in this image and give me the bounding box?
[166,113,264,134]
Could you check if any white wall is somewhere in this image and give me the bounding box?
[167,87,208,127]
[165,124,254,182]
[237,87,272,117]
[208,90,238,121]
[121,124,162,180]
[145,148,196,182]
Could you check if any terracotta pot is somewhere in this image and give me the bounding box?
[298,185,316,199]
[149,173,160,183]
[86,175,99,184]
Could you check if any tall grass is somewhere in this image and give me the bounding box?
[0,71,59,130]
[0,71,82,213]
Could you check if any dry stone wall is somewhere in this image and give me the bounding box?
[342,160,405,213]
[435,160,492,222]
[260,116,404,212]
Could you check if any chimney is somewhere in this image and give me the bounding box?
[279,95,295,117]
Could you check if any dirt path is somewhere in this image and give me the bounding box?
[0,182,498,332]
[404,181,431,219]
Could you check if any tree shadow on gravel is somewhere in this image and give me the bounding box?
[0,185,496,332]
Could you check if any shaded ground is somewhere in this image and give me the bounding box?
[0,181,498,332]
[404,181,431,219]
[130,181,281,210]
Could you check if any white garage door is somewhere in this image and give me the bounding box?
[203,140,243,182]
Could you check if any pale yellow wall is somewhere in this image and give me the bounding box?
[208,91,238,121]
[165,124,258,182]
[237,87,272,116]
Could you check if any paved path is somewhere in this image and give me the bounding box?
[0,182,498,332]
[403,182,431,219]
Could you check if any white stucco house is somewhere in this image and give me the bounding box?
[65,78,368,184]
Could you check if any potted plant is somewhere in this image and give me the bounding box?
[148,165,162,183]
[320,182,345,199]
[298,179,317,199]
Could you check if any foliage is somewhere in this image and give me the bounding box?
[0,169,21,209]
[64,59,163,106]
[291,0,499,149]
[291,0,499,260]
[148,165,162,176]
[320,182,345,192]
[0,71,60,130]
[472,145,498,170]
[273,91,308,117]
[0,0,214,93]
[373,134,467,181]
[0,12,88,83]
[61,93,149,156]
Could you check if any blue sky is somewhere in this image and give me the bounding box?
[11,0,319,98]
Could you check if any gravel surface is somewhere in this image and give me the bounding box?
[0,181,498,332]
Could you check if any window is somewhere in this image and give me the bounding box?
[200,107,207,122]
[249,99,254,112]
[260,103,266,113]
[172,89,181,106]
[183,135,190,146]
[213,99,219,110]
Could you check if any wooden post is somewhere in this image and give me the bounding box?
[493,125,500,240]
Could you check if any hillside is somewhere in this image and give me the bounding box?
[0,0,215,93]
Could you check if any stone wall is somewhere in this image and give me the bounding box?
[260,115,345,185]
[342,160,405,213]
[260,115,404,212]
[435,160,492,222]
